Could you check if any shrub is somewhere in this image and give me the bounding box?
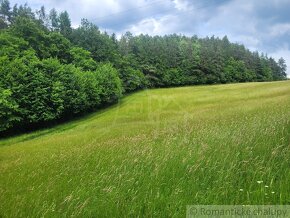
[119,67,146,92]
[95,63,123,105]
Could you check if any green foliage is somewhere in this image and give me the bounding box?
[119,67,146,92]
[1,51,56,124]
[57,64,87,115]
[71,19,119,63]
[0,47,122,131]
[37,59,95,116]
[69,47,97,71]
[47,32,72,63]
[77,70,101,110]
[0,88,20,131]
[141,64,163,87]
[0,32,29,59]
[58,11,71,39]
[121,33,286,86]
[163,68,185,86]
[278,57,287,79]
[49,8,59,31]
[50,81,65,118]
[224,57,254,82]
[36,6,49,28]
[0,17,7,29]
[95,63,123,104]
[9,17,49,59]
[13,3,35,20]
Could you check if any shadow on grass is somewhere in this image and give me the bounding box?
[0,91,140,146]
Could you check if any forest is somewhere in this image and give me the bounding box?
[0,0,287,134]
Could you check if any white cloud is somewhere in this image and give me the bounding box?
[172,0,193,11]
[9,0,164,26]
[129,17,163,35]
[269,23,290,37]
[200,0,257,39]
[127,14,182,35]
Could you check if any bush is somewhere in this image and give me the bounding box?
[47,32,72,64]
[75,70,101,111]
[0,51,57,125]
[0,42,124,133]
[119,67,146,92]
[95,64,123,104]
[0,88,20,131]
[32,58,86,119]
[70,47,97,71]
[0,32,30,59]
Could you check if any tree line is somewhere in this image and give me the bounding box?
[0,0,287,134]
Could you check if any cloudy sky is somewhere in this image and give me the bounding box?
[10,0,290,76]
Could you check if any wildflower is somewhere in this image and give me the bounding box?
[257,181,263,184]
[265,185,269,188]
[271,191,275,194]
[239,189,244,192]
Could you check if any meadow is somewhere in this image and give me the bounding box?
[0,81,290,217]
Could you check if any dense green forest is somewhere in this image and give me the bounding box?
[0,0,287,134]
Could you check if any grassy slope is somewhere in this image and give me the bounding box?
[0,81,290,217]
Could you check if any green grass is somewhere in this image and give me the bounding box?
[1,81,290,217]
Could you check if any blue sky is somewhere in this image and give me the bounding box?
[10,0,290,76]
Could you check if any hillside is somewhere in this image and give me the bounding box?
[0,1,287,134]
[1,81,290,217]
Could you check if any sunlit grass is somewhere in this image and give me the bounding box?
[1,81,290,217]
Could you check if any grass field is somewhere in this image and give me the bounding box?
[1,81,290,217]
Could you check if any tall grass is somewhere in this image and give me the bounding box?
[1,81,290,217]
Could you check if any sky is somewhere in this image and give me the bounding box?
[10,0,290,77]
